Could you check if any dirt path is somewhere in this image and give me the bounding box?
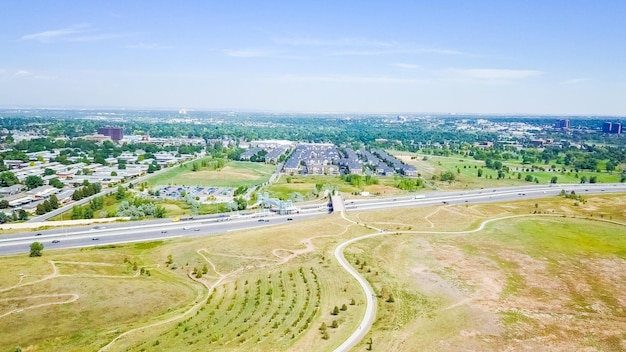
[0,259,156,329]
[100,248,245,351]
[333,211,626,351]
[0,293,79,318]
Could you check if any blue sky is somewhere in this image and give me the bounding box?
[1,1,625,115]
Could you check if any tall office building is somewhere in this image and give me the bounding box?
[610,123,622,134]
[555,119,570,129]
[602,122,612,133]
[97,127,124,141]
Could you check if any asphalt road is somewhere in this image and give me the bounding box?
[4,183,625,256]
[0,211,323,255]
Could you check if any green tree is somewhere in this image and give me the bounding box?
[605,161,616,173]
[17,209,28,221]
[154,205,166,218]
[44,168,56,176]
[49,194,59,209]
[0,171,19,187]
[71,206,83,219]
[24,175,44,190]
[439,171,456,182]
[36,203,46,215]
[115,185,126,200]
[30,242,44,257]
[234,197,247,210]
[550,176,558,184]
[49,177,64,189]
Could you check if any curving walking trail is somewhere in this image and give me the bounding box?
[331,211,626,352]
[0,260,150,323]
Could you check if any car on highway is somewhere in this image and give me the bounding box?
[92,238,99,241]
[183,227,189,230]
[35,233,42,236]
[257,219,265,222]
[194,228,200,231]
[161,230,168,233]
[51,240,60,244]
[287,218,293,221]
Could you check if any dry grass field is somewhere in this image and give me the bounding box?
[342,195,626,351]
[0,194,624,351]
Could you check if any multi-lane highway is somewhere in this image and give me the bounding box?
[343,183,626,211]
[0,212,323,255]
[2,183,624,257]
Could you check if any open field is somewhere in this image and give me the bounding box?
[146,160,276,188]
[265,175,405,200]
[1,194,625,351]
[342,194,626,351]
[392,151,623,191]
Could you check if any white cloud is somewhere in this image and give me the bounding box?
[125,42,172,49]
[330,49,409,56]
[279,74,420,84]
[224,49,275,58]
[14,70,33,77]
[391,62,419,70]
[20,24,90,42]
[272,36,393,48]
[444,68,543,80]
[419,48,468,56]
[20,24,125,43]
[11,70,54,80]
[68,33,127,42]
[560,77,590,85]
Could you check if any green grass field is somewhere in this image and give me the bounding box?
[392,151,623,191]
[146,160,277,188]
[265,175,405,200]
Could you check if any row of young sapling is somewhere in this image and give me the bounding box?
[154,266,323,348]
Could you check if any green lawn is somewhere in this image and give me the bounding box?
[391,152,622,191]
[265,175,405,200]
[146,160,277,188]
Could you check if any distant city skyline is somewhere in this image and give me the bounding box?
[1,1,625,115]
